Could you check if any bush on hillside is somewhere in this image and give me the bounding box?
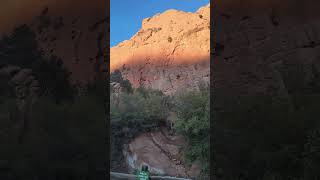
[120,79,133,94]
[0,24,76,104]
[110,70,133,93]
[17,95,105,178]
[0,90,106,178]
[110,87,170,170]
[173,83,210,173]
[110,69,123,83]
[0,25,40,68]
[33,55,76,103]
[86,75,108,106]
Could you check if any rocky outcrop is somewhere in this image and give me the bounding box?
[212,1,320,178]
[111,4,210,95]
[123,127,201,178]
[28,4,108,83]
[0,65,40,102]
[0,64,40,143]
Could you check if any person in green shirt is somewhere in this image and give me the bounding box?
[137,165,151,180]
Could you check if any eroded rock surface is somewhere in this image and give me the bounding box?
[123,127,201,178]
[212,2,320,177]
[27,3,108,83]
[111,4,210,95]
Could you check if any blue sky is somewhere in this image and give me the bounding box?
[110,0,210,47]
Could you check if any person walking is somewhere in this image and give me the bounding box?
[136,165,151,180]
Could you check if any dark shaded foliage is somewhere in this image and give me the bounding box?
[173,83,210,173]
[110,69,123,83]
[32,55,76,103]
[110,70,133,93]
[0,25,41,68]
[0,24,76,103]
[213,94,320,179]
[0,24,106,179]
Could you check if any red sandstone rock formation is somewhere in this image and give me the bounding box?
[28,3,108,83]
[111,4,210,95]
[1,1,108,83]
[212,1,320,178]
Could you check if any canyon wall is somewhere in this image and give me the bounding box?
[212,1,320,178]
[1,0,108,83]
[111,4,210,95]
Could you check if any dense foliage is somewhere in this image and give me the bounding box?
[213,94,320,179]
[0,24,76,103]
[0,25,106,179]
[173,83,210,173]
[110,69,133,93]
[110,75,171,170]
[0,91,106,179]
[110,70,210,178]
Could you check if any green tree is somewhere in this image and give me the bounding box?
[86,74,108,105]
[110,69,133,93]
[110,69,123,83]
[0,24,41,68]
[110,87,170,170]
[32,55,76,103]
[120,79,133,94]
[0,24,76,104]
[173,84,210,173]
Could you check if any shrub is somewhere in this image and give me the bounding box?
[28,95,105,178]
[0,25,76,104]
[173,83,210,173]
[0,24,40,68]
[110,70,133,93]
[120,79,133,94]
[86,75,108,105]
[32,55,76,103]
[110,87,170,169]
[110,69,123,83]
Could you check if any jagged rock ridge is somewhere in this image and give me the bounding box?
[111,4,210,95]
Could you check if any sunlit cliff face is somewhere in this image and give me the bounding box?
[110,4,210,72]
[110,4,210,94]
[0,0,107,35]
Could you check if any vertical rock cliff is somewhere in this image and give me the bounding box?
[111,4,210,95]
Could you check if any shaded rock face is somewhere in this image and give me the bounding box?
[212,2,320,178]
[0,65,40,143]
[0,65,40,102]
[213,1,320,101]
[214,16,320,95]
[111,4,210,95]
[123,127,201,178]
[27,3,108,83]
